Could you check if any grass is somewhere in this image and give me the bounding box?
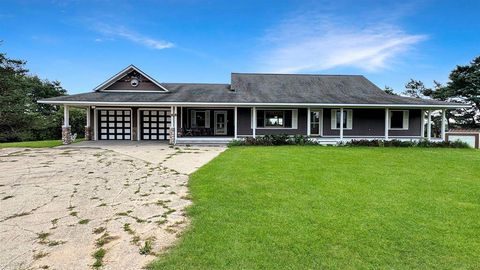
[150,146,480,269]
[92,248,106,268]
[0,138,84,148]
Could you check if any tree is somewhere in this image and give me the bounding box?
[383,86,397,95]
[0,49,85,142]
[402,79,432,98]
[442,56,480,127]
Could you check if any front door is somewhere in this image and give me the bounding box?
[214,111,227,135]
[310,110,323,136]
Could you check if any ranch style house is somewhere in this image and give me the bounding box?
[38,65,469,145]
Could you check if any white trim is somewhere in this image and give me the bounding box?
[309,109,323,136]
[252,107,256,138]
[385,108,389,140]
[94,107,133,141]
[255,109,298,129]
[37,100,471,109]
[100,90,168,93]
[93,65,168,92]
[441,109,446,140]
[94,109,98,140]
[339,108,344,140]
[331,109,353,130]
[214,111,228,135]
[307,108,311,136]
[86,106,91,127]
[420,109,425,137]
[63,105,70,127]
[174,106,178,145]
[427,110,432,141]
[234,106,238,139]
[388,110,409,130]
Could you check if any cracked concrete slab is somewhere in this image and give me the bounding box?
[0,143,224,270]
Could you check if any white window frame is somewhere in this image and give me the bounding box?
[190,110,210,128]
[254,109,298,129]
[331,109,353,130]
[389,110,409,130]
[310,109,323,136]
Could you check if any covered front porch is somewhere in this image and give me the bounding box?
[59,104,450,145]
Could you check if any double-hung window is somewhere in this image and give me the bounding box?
[389,110,409,130]
[331,109,353,129]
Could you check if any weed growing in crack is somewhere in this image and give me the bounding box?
[93,227,106,234]
[139,240,153,255]
[92,248,106,268]
[78,219,90,225]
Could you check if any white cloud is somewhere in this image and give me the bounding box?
[258,14,427,73]
[94,23,174,50]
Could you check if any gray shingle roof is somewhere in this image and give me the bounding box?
[39,73,465,107]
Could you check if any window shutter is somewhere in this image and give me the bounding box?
[347,110,353,129]
[205,111,210,128]
[331,109,337,129]
[284,110,293,128]
[191,110,196,128]
[403,110,409,129]
[292,110,298,129]
[257,110,265,128]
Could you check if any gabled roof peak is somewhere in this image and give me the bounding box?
[93,65,168,92]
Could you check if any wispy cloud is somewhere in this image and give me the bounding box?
[93,23,174,50]
[258,12,427,73]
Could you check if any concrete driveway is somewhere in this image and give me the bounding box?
[0,142,225,270]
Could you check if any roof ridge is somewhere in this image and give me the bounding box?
[231,72,365,77]
[161,82,230,85]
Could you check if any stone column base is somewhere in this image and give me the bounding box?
[85,126,92,141]
[62,126,72,145]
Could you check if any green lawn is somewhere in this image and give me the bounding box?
[150,146,480,269]
[0,138,84,148]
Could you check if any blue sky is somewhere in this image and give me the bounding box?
[1,0,479,94]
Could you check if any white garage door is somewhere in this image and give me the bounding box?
[449,135,476,148]
[98,110,132,140]
[140,110,171,140]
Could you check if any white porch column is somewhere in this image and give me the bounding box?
[339,108,344,141]
[441,109,446,141]
[420,109,425,138]
[63,105,70,127]
[85,107,93,141]
[86,107,91,127]
[174,106,178,145]
[427,110,432,141]
[307,108,311,136]
[384,108,389,140]
[62,105,72,144]
[252,107,256,138]
[234,106,238,139]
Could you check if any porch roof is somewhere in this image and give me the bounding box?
[39,74,468,108]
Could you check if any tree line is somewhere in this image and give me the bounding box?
[0,51,85,142]
[384,56,480,136]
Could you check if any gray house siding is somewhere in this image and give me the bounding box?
[322,108,422,137]
[237,108,308,136]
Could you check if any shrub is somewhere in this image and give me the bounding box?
[343,139,470,148]
[228,134,319,147]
